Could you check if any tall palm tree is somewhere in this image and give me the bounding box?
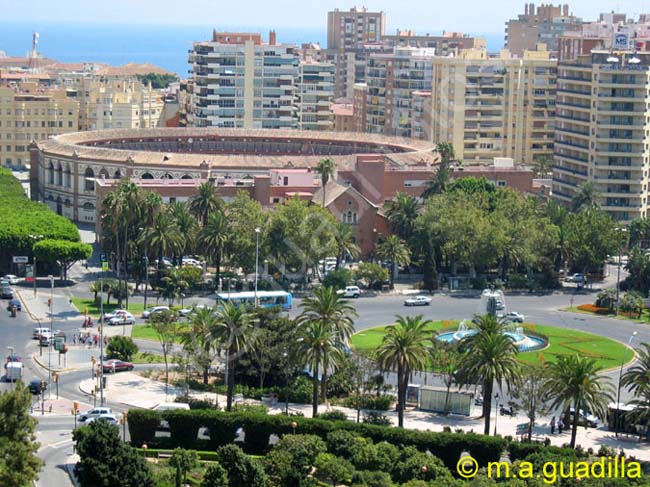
[168,201,199,262]
[212,302,257,411]
[161,267,189,306]
[118,180,140,309]
[333,223,361,270]
[571,181,600,212]
[183,306,218,385]
[375,234,411,289]
[189,182,222,226]
[458,314,520,435]
[294,320,343,417]
[143,210,183,282]
[622,343,650,437]
[375,315,429,427]
[532,155,552,178]
[422,142,455,198]
[544,355,614,448]
[315,158,336,208]
[384,192,419,240]
[202,210,230,288]
[299,286,357,403]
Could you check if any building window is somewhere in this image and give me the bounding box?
[496,180,507,187]
[48,162,54,184]
[64,164,71,188]
[343,211,358,224]
[84,167,95,191]
[56,162,63,186]
[141,172,154,179]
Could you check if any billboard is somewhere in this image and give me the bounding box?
[419,387,474,416]
[614,33,629,50]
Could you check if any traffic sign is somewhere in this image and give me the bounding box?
[100,253,107,262]
[12,256,28,263]
[102,261,109,271]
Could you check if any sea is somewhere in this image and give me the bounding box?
[0,21,504,78]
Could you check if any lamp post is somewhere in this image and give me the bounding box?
[615,331,637,437]
[29,234,43,296]
[254,227,261,307]
[47,275,54,400]
[494,393,500,436]
[139,227,149,310]
[615,227,627,316]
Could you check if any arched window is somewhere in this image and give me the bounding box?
[64,164,71,188]
[113,170,121,179]
[64,199,71,207]
[84,167,95,191]
[83,202,95,211]
[56,162,63,186]
[181,174,193,179]
[141,172,154,179]
[48,161,54,184]
[162,173,174,179]
[343,211,358,224]
[99,168,109,179]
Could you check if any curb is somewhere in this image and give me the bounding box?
[31,353,81,374]
[15,288,42,323]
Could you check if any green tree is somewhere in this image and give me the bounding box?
[267,434,327,487]
[458,314,520,435]
[620,291,644,318]
[217,444,267,487]
[299,286,357,405]
[384,192,419,240]
[169,448,198,487]
[202,210,230,286]
[314,452,354,486]
[161,267,189,306]
[143,209,183,281]
[168,201,199,261]
[201,463,229,487]
[510,365,550,441]
[106,336,138,361]
[624,246,650,294]
[225,191,267,273]
[565,208,617,274]
[422,142,455,198]
[183,306,218,385]
[353,262,389,289]
[213,302,257,411]
[33,239,92,281]
[430,340,461,413]
[190,181,222,226]
[315,158,336,207]
[74,420,155,487]
[621,343,650,436]
[571,181,600,212]
[333,222,361,270]
[376,315,429,427]
[136,72,179,88]
[629,216,650,249]
[149,309,181,397]
[0,383,42,487]
[532,155,552,178]
[375,234,411,288]
[544,355,614,448]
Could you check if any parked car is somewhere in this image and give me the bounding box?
[337,286,361,298]
[142,306,170,319]
[102,309,130,321]
[154,257,174,268]
[503,311,525,323]
[182,257,204,268]
[495,300,505,310]
[3,274,19,284]
[28,379,46,395]
[85,413,119,425]
[404,295,432,306]
[103,359,134,373]
[179,304,206,317]
[566,273,586,283]
[33,327,49,339]
[108,311,135,325]
[568,407,600,428]
[0,288,13,299]
[79,407,113,422]
[6,298,21,311]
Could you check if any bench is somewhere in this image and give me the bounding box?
[157,452,172,460]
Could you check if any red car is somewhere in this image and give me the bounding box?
[102,359,134,373]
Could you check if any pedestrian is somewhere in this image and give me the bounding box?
[550,416,556,434]
[73,334,77,345]
[558,418,564,434]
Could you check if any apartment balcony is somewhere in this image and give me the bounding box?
[554,139,589,151]
[555,126,590,138]
[551,188,574,201]
[556,88,591,98]
[554,152,589,164]
[553,177,580,188]
[555,101,590,110]
[553,165,588,177]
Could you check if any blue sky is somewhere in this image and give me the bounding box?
[0,0,646,34]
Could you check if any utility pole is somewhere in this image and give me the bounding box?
[47,275,53,400]
[100,252,107,406]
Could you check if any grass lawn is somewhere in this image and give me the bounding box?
[565,306,650,324]
[350,320,634,371]
[131,351,165,364]
[70,296,146,318]
[131,324,188,342]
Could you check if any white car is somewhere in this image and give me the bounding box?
[103,309,129,321]
[504,311,525,323]
[404,295,432,306]
[79,407,113,422]
[142,306,170,319]
[179,304,206,317]
[182,257,203,268]
[108,311,135,325]
[85,413,119,425]
[3,274,20,284]
[336,286,361,298]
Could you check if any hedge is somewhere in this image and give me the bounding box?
[128,409,507,469]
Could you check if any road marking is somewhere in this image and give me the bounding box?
[43,439,73,449]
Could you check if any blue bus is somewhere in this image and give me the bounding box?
[216,291,293,311]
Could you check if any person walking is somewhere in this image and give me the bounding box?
[550,416,556,434]
[558,418,564,434]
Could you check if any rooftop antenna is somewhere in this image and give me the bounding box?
[28,32,40,70]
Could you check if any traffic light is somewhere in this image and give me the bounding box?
[91,356,96,365]
[52,372,58,383]
[47,298,52,307]
[73,401,79,412]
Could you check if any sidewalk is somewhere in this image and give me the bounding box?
[81,371,650,460]
[17,287,80,324]
[30,396,92,417]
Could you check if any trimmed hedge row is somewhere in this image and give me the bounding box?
[127,409,507,469]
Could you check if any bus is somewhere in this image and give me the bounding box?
[216,291,293,311]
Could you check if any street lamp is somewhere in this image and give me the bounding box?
[254,227,261,307]
[29,234,43,296]
[615,227,627,316]
[494,393,500,436]
[615,331,637,437]
[47,275,54,400]
[139,227,149,310]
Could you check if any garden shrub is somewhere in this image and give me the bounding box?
[163,410,203,448]
[318,410,348,421]
[126,408,160,446]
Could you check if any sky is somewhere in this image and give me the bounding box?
[1,0,648,35]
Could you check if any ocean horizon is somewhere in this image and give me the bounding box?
[0,21,504,78]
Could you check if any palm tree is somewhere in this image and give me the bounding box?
[458,314,520,435]
[333,223,361,270]
[189,181,222,226]
[202,210,230,288]
[294,320,343,417]
[375,234,411,289]
[384,192,419,240]
[622,343,650,437]
[161,268,189,306]
[544,355,614,448]
[571,181,600,212]
[299,286,357,404]
[183,306,218,385]
[532,156,552,178]
[376,315,429,427]
[315,158,336,208]
[143,210,183,282]
[212,302,257,411]
[422,142,455,198]
[168,201,199,262]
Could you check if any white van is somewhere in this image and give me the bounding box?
[33,327,49,339]
[6,362,22,382]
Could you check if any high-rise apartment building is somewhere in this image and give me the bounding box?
[189,32,299,129]
[296,62,335,131]
[505,3,581,56]
[327,7,385,50]
[74,78,164,131]
[552,51,650,222]
[381,30,486,55]
[365,47,435,138]
[0,82,78,168]
[431,47,556,164]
